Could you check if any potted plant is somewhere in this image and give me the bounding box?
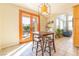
[55,28,63,38]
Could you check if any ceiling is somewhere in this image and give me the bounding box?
[14,3,78,15]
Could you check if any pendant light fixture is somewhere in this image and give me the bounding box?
[39,3,49,16]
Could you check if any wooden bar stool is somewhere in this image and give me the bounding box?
[44,34,56,56]
[32,32,43,56]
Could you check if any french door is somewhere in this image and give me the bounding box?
[19,10,40,44]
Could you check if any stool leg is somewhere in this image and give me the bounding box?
[32,41,34,51]
[40,40,44,56]
[52,34,56,52]
[44,39,47,51]
[36,42,38,56]
[48,43,51,56]
[52,40,56,52]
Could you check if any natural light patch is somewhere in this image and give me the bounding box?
[6,43,26,56]
[6,42,32,56]
[12,42,32,56]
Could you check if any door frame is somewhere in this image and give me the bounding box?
[19,10,40,44]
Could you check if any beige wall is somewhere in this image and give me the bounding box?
[0,4,47,49]
[0,13,2,49]
[0,4,19,49]
[40,16,47,32]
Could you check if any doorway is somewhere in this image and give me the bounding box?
[19,10,40,44]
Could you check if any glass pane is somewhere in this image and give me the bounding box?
[68,21,72,30]
[32,17,38,32]
[68,16,73,21]
[58,14,66,21]
[22,16,30,39]
[56,18,59,29]
[68,15,73,31]
[60,20,63,29]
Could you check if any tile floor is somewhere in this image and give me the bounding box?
[0,37,79,56]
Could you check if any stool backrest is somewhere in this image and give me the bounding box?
[32,32,41,41]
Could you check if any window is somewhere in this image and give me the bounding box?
[55,14,73,31]
[56,14,66,30]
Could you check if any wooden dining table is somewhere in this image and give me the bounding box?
[33,32,56,55]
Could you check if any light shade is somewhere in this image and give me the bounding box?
[39,3,49,15]
[41,4,48,13]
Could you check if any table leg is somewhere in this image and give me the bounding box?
[41,37,45,56]
[52,34,56,52]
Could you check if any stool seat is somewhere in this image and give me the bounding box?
[34,38,41,41]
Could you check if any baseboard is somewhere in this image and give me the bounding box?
[0,41,19,49]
